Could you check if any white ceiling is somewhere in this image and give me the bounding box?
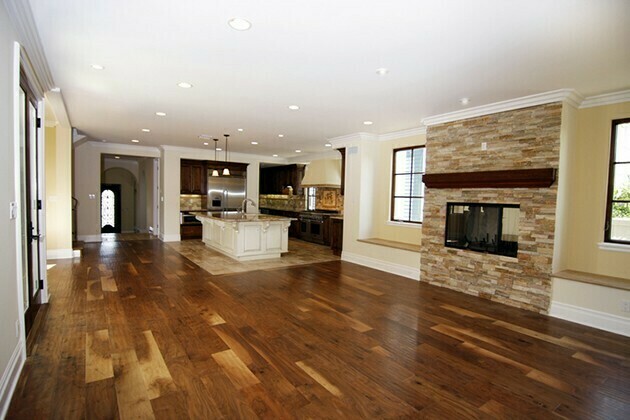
[29,0,630,158]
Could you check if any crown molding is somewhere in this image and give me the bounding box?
[45,90,71,127]
[159,144,275,163]
[580,89,630,109]
[88,141,161,157]
[422,89,583,126]
[4,0,55,96]
[329,132,378,149]
[378,126,427,141]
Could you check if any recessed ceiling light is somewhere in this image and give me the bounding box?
[203,142,209,146]
[237,128,244,132]
[375,68,389,75]
[325,143,332,147]
[251,141,258,145]
[177,82,193,89]
[91,64,104,70]
[228,18,252,31]
[460,97,470,105]
[155,111,167,117]
[295,149,302,153]
[288,105,300,111]
[272,154,278,157]
[131,139,140,143]
[142,128,151,132]
[363,121,373,125]
[278,134,284,138]
[114,156,120,159]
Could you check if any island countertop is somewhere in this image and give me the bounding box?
[195,212,296,222]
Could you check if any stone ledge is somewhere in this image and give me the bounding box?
[358,238,420,253]
[552,270,630,291]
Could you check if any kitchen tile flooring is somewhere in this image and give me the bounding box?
[166,238,340,275]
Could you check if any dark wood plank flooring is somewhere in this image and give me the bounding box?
[7,239,630,418]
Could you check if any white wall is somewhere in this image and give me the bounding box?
[0,4,24,416]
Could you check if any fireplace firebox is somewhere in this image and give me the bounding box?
[445,202,519,257]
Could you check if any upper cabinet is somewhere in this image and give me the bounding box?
[259,164,305,195]
[207,161,249,178]
[180,159,207,194]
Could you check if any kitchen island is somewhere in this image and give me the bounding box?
[196,212,295,261]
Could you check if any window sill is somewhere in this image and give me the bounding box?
[552,269,630,291]
[597,242,630,253]
[386,220,423,229]
[358,238,420,252]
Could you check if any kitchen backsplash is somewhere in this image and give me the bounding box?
[180,194,207,210]
[260,188,343,213]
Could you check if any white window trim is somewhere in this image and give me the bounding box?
[386,220,423,229]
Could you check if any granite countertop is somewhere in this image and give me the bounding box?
[196,212,296,222]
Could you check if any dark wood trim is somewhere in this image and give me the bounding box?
[423,168,556,189]
[604,118,630,244]
[337,148,346,195]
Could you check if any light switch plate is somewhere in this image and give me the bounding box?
[9,201,17,219]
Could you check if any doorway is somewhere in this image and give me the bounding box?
[19,70,43,338]
[101,184,122,233]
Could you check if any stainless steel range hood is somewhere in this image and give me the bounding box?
[301,159,342,188]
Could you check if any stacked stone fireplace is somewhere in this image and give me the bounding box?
[420,103,562,313]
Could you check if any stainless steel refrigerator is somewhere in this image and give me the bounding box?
[207,175,246,211]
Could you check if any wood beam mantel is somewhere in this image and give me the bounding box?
[423,168,556,189]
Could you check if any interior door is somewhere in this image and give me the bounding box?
[101,184,122,233]
[19,79,42,337]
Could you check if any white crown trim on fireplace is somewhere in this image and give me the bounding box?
[422,89,583,126]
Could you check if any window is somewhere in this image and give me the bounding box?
[306,187,317,211]
[605,118,630,244]
[391,146,425,223]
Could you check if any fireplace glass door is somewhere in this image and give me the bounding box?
[445,203,519,257]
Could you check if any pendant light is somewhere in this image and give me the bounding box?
[223,134,231,176]
[211,138,220,177]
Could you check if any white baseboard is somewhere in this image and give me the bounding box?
[0,340,25,419]
[72,249,81,258]
[549,301,630,337]
[77,234,102,243]
[46,248,74,260]
[160,233,181,243]
[341,251,420,281]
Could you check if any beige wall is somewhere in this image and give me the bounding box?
[44,123,73,256]
[563,102,630,279]
[340,136,421,280]
[550,101,630,331]
[74,143,160,241]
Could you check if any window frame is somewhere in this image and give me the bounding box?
[306,187,317,211]
[604,117,630,245]
[390,145,426,224]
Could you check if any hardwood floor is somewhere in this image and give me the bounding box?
[7,239,630,418]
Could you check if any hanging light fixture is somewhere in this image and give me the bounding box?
[223,134,230,176]
[211,138,220,177]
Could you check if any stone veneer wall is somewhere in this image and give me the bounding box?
[420,103,562,313]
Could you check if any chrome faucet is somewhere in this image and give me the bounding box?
[242,198,256,214]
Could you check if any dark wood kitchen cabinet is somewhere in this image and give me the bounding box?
[207,160,249,178]
[259,164,305,195]
[330,217,343,256]
[180,159,207,194]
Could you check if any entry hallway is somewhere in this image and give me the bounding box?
[7,239,630,418]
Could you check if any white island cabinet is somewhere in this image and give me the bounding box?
[196,213,295,261]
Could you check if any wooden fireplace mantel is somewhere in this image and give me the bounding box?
[423,168,556,189]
